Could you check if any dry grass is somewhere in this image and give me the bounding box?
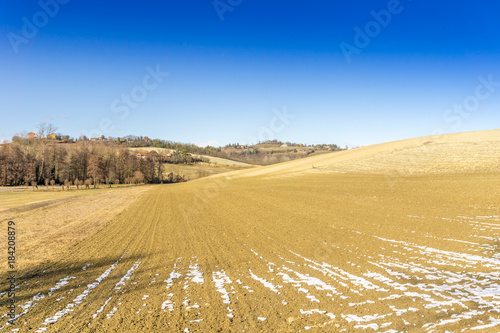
[163,163,247,180]
[128,147,175,154]
[189,154,254,167]
[216,129,500,179]
[129,148,253,167]
[0,186,152,274]
[0,186,134,211]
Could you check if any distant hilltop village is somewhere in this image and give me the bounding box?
[3,124,343,172]
[29,131,57,139]
[27,131,110,143]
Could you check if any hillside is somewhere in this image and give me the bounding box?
[129,147,255,167]
[129,147,175,154]
[188,154,253,167]
[1,129,499,332]
[216,129,500,179]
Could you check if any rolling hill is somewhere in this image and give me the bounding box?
[1,129,499,332]
[216,129,500,179]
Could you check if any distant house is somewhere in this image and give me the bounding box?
[136,152,148,159]
[29,132,36,139]
[90,137,109,142]
[47,133,57,140]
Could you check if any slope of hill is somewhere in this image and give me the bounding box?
[1,129,499,332]
[129,147,175,154]
[189,154,254,167]
[217,129,500,179]
[129,148,253,167]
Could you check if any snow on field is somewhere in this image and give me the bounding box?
[92,297,112,319]
[277,265,338,302]
[161,293,175,311]
[249,269,281,293]
[300,308,335,319]
[1,292,45,328]
[115,260,141,291]
[183,261,203,293]
[212,270,234,318]
[470,316,500,330]
[106,305,119,319]
[36,259,121,330]
[227,214,500,330]
[6,213,500,331]
[186,264,204,284]
[48,276,76,296]
[1,275,80,327]
[139,214,496,331]
[190,318,203,323]
[165,262,182,289]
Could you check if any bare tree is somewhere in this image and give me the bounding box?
[36,122,59,139]
[133,170,144,184]
[166,172,174,183]
[33,123,58,184]
[107,172,116,188]
[87,155,104,188]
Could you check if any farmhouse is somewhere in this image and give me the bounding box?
[90,137,109,142]
[47,133,58,139]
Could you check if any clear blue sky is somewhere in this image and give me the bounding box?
[1,1,500,147]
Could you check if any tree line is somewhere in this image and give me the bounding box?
[0,138,185,187]
[11,123,342,167]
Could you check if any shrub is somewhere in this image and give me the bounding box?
[84,178,92,189]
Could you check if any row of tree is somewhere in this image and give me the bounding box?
[0,138,185,187]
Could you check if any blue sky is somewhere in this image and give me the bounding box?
[1,1,500,147]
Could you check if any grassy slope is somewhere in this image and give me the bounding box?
[189,154,254,167]
[162,163,247,181]
[212,129,500,179]
[129,147,253,167]
[129,147,175,154]
[0,185,152,274]
[0,186,137,211]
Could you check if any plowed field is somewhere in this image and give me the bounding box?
[1,130,499,332]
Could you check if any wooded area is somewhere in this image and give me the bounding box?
[0,124,342,186]
[0,138,176,187]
